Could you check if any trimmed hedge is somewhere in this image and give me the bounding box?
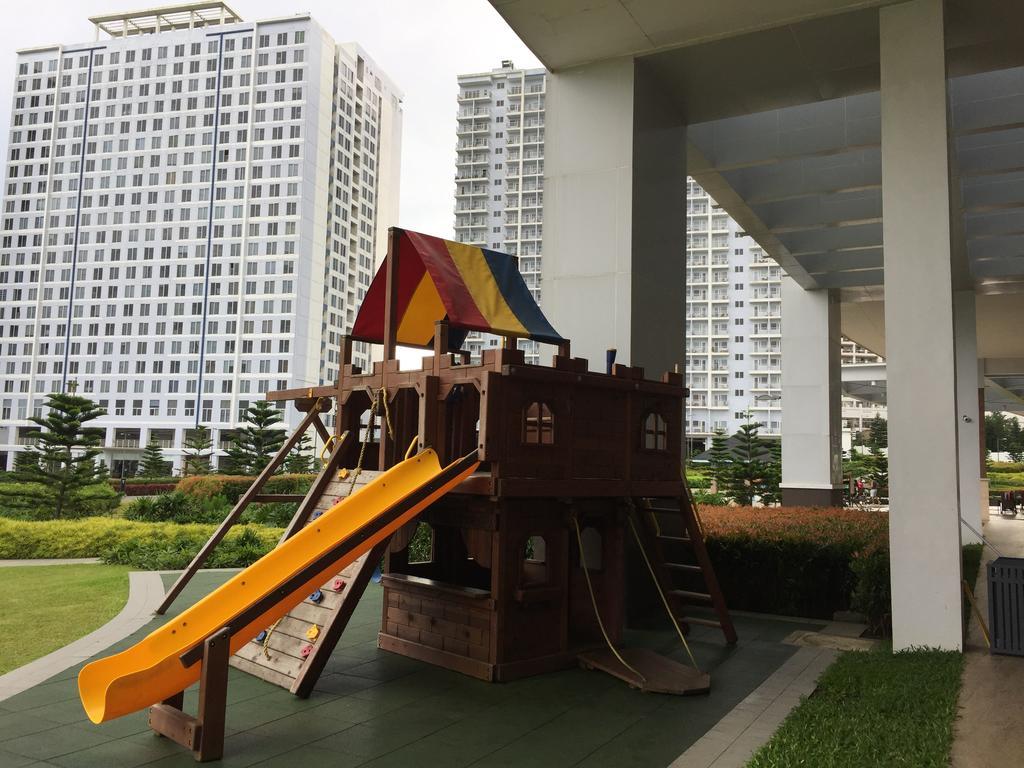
[176,473,314,504]
[0,482,121,520]
[0,517,281,569]
[700,506,888,620]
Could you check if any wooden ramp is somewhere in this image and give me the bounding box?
[230,470,390,698]
[578,647,710,695]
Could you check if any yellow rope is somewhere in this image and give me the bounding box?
[262,618,281,660]
[348,387,397,494]
[571,514,646,686]
[626,509,700,671]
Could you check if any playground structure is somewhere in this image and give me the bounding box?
[78,228,734,762]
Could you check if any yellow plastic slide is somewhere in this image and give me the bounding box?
[78,448,479,724]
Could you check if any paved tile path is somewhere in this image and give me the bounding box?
[952,514,1024,768]
[0,571,821,767]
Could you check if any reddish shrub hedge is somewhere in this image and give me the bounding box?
[696,505,888,620]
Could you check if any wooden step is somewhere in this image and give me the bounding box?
[663,562,703,573]
[679,616,727,629]
[669,589,712,603]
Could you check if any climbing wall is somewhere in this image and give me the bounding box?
[230,470,385,694]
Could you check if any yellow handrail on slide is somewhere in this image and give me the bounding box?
[78,448,479,724]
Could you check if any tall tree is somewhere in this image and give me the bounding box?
[218,431,250,476]
[14,393,107,518]
[986,411,1009,454]
[284,433,315,474]
[137,440,170,478]
[182,426,213,476]
[865,415,888,450]
[727,420,771,505]
[229,401,286,475]
[707,430,732,493]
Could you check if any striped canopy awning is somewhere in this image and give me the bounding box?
[351,229,564,349]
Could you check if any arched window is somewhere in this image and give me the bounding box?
[523,401,554,445]
[642,411,668,451]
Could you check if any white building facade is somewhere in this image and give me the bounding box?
[454,61,545,364]
[0,4,402,474]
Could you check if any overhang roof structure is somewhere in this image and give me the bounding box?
[491,0,1024,412]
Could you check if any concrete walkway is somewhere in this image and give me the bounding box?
[952,514,1024,768]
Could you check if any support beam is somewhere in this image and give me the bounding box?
[780,277,843,507]
[881,0,962,652]
[543,58,685,376]
[955,292,983,543]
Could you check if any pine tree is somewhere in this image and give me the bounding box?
[727,418,772,506]
[759,439,783,505]
[707,430,732,495]
[866,415,888,450]
[182,426,213,476]
[137,440,170,478]
[284,433,315,474]
[12,448,40,476]
[14,392,107,518]
[219,433,250,476]
[229,401,286,475]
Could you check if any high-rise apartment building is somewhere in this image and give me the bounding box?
[0,3,402,474]
[454,61,545,364]
[684,179,783,441]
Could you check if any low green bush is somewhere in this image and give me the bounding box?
[239,502,299,528]
[0,482,121,520]
[122,492,231,525]
[0,517,281,569]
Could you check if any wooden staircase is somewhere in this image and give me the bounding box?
[631,490,737,644]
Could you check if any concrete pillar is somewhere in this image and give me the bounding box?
[543,59,686,377]
[779,277,843,506]
[955,292,983,543]
[881,0,962,651]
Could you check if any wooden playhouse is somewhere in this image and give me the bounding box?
[162,227,735,699]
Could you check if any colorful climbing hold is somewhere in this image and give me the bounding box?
[309,589,324,604]
[332,578,346,591]
[310,510,323,521]
[254,630,267,643]
[301,644,313,658]
[306,624,320,641]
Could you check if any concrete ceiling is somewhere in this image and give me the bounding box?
[489,0,896,75]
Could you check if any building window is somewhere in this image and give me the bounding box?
[642,411,668,451]
[522,401,554,445]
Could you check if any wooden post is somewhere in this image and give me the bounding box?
[557,340,571,358]
[502,335,516,350]
[156,401,327,614]
[148,626,231,763]
[379,227,401,468]
[335,335,353,438]
[433,319,449,376]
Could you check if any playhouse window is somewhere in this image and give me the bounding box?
[522,535,548,586]
[642,412,668,451]
[523,401,554,445]
[407,522,434,564]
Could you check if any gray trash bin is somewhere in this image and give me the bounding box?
[988,556,1024,656]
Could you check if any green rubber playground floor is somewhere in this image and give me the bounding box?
[0,571,819,767]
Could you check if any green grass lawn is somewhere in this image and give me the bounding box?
[747,647,963,768]
[0,564,130,675]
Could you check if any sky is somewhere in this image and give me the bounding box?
[0,0,542,239]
